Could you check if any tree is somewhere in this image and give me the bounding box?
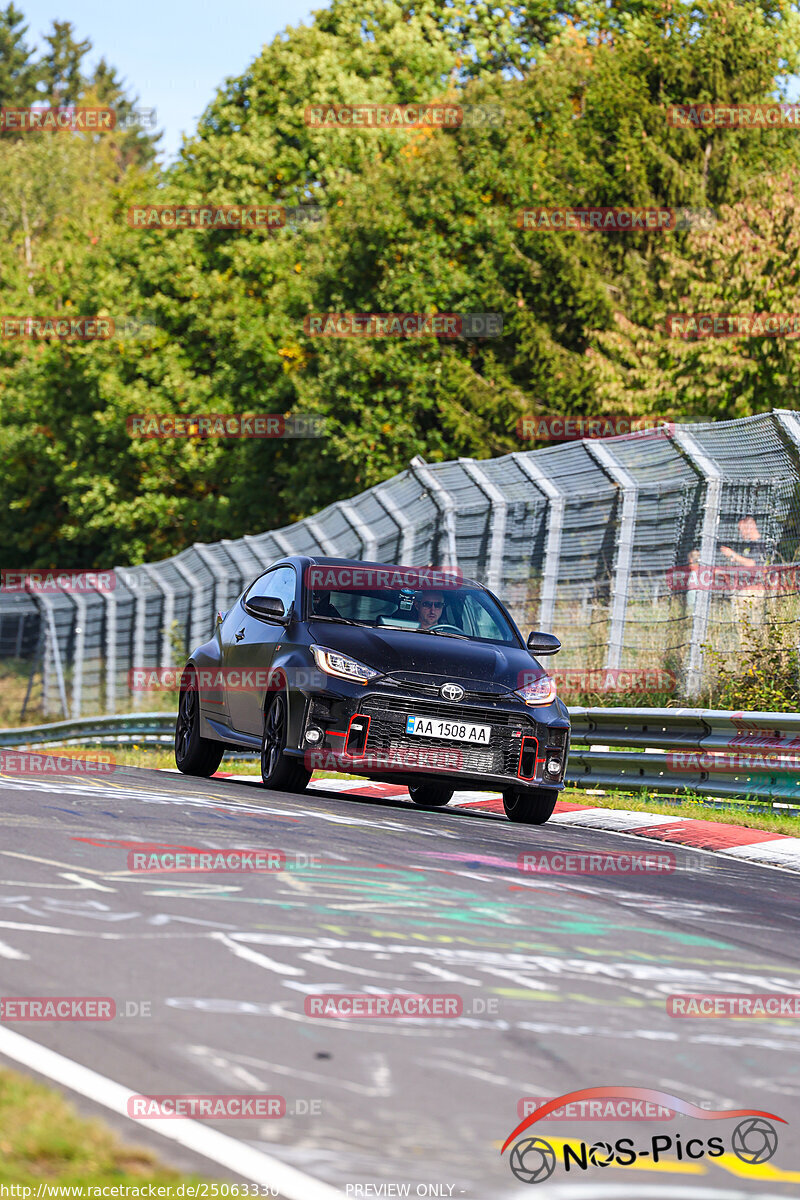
[0,3,38,109]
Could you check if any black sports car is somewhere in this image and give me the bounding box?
[175,557,570,824]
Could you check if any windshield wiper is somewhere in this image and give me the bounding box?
[428,628,470,640]
[308,614,362,626]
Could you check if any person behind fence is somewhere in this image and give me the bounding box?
[718,515,768,637]
[683,548,702,614]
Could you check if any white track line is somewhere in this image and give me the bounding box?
[0,1027,346,1200]
[0,939,28,960]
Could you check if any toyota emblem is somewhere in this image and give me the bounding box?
[440,683,464,702]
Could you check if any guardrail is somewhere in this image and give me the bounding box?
[1,707,797,805]
[0,712,177,748]
[569,707,800,804]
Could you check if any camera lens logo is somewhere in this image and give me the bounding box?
[732,1117,779,1164]
[588,1141,614,1167]
[509,1137,556,1184]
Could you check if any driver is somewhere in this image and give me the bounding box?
[412,590,445,630]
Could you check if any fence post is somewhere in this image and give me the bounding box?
[373,489,415,562]
[172,557,206,655]
[337,501,378,559]
[409,456,458,566]
[458,459,507,593]
[193,543,233,621]
[511,453,564,632]
[70,591,85,718]
[244,533,279,565]
[104,586,117,715]
[142,566,176,668]
[304,517,339,555]
[669,428,723,696]
[268,531,296,558]
[38,594,68,718]
[125,571,148,711]
[584,440,638,670]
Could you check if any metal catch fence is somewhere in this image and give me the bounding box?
[3,409,800,718]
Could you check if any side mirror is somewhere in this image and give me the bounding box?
[527,631,561,655]
[247,595,290,622]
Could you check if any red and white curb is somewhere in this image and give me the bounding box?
[197,772,800,874]
[304,779,800,874]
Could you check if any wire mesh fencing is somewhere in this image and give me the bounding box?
[3,408,800,719]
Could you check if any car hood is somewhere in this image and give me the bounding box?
[307,621,546,692]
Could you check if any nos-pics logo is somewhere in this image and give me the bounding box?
[501,1087,784,1184]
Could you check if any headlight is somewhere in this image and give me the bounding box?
[311,645,379,685]
[514,675,557,706]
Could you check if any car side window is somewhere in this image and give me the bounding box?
[244,566,297,614]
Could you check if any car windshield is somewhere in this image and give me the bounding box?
[305,576,520,645]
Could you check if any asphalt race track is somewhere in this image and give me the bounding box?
[0,765,799,1200]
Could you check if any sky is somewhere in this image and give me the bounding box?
[16,1,800,162]
[18,0,327,161]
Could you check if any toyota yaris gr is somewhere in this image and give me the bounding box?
[175,557,571,824]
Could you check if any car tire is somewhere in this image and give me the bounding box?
[503,787,558,824]
[175,666,224,777]
[408,783,454,808]
[261,693,311,793]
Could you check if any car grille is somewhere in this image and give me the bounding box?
[361,695,541,779]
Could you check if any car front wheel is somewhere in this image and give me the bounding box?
[175,667,224,777]
[261,693,311,793]
[503,787,558,825]
[408,783,454,808]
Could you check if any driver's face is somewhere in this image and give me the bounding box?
[414,592,445,630]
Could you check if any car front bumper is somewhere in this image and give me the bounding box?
[293,682,571,792]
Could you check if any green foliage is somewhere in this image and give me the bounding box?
[703,613,800,711]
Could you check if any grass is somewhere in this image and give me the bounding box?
[0,1066,211,1190]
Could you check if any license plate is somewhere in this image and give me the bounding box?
[405,715,491,744]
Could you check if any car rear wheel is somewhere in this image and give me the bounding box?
[503,787,558,825]
[408,783,454,808]
[261,693,311,793]
[175,667,224,777]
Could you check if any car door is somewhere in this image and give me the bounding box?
[222,565,298,737]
